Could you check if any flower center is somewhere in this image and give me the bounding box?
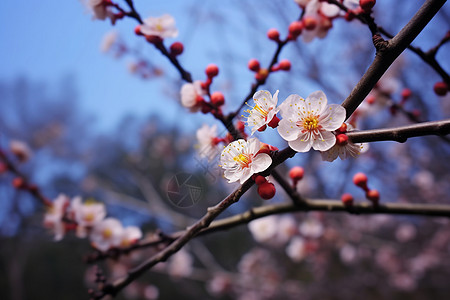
[156,23,164,32]
[102,228,113,239]
[301,115,319,131]
[84,213,95,223]
[254,104,269,117]
[233,153,252,168]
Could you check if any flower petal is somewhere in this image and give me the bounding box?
[277,119,301,141]
[279,94,303,119]
[321,145,339,162]
[247,138,261,155]
[311,130,336,151]
[319,104,346,131]
[251,153,272,173]
[304,90,328,115]
[289,136,313,152]
[239,168,253,184]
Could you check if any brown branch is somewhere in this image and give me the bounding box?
[91,179,255,299]
[347,119,450,143]
[341,0,447,119]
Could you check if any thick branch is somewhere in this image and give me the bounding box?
[341,0,447,119]
[347,119,450,143]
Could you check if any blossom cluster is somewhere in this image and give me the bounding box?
[43,194,142,252]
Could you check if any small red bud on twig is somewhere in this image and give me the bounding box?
[205,64,219,78]
[433,82,448,96]
[211,92,225,106]
[267,28,280,42]
[248,59,260,72]
[353,172,368,191]
[169,42,184,56]
[258,182,276,200]
[341,193,354,206]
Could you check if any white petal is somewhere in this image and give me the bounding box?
[305,90,328,115]
[320,3,340,18]
[239,168,253,184]
[311,131,336,151]
[289,137,313,152]
[247,138,260,155]
[224,169,240,183]
[319,104,346,131]
[251,153,272,173]
[253,90,274,109]
[277,119,301,142]
[279,94,302,119]
[321,145,339,162]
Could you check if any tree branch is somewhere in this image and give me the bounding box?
[341,0,447,119]
[347,119,450,143]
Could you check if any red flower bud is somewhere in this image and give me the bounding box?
[12,177,26,189]
[211,92,225,106]
[336,123,348,134]
[401,88,412,100]
[169,42,184,56]
[267,28,280,42]
[341,193,354,206]
[205,64,219,78]
[360,0,376,13]
[366,189,379,204]
[257,182,276,200]
[278,59,291,71]
[134,25,142,35]
[248,59,260,72]
[303,17,317,30]
[433,82,448,96]
[289,166,304,182]
[254,175,267,185]
[353,172,368,190]
[255,68,269,82]
[288,21,303,39]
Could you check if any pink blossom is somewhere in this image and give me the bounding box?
[90,217,123,252]
[43,194,70,241]
[140,14,178,39]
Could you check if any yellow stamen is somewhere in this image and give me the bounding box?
[302,115,319,131]
[254,104,268,116]
[102,228,113,239]
[233,153,252,168]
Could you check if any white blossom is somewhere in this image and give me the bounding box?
[278,91,345,152]
[10,140,32,162]
[90,218,123,252]
[71,197,106,238]
[245,90,279,135]
[248,215,278,243]
[180,81,205,110]
[118,226,143,248]
[220,138,272,184]
[140,14,178,39]
[196,124,220,161]
[100,31,118,53]
[43,194,70,241]
[299,217,324,238]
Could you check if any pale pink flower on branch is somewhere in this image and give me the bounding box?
[86,0,114,21]
[118,226,143,248]
[248,215,278,243]
[301,0,339,43]
[244,90,280,135]
[196,124,220,161]
[140,14,178,39]
[278,91,346,152]
[286,236,307,262]
[71,197,106,238]
[276,215,298,244]
[90,217,123,252]
[220,138,272,184]
[10,140,32,162]
[43,194,70,241]
[180,81,205,111]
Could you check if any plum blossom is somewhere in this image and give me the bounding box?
[286,236,307,262]
[276,215,298,244]
[180,81,205,111]
[248,215,278,243]
[196,124,220,161]
[278,91,345,152]
[301,0,339,43]
[71,197,106,238]
[86,0,114,21]
[118,226,143,248]
[10,140,32,162]
[245,90,279,135]
[43,194,70,241]
[90,217,123,251]
[140,14,178,39]
[321,124,368,162]
[220,138,272,184]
